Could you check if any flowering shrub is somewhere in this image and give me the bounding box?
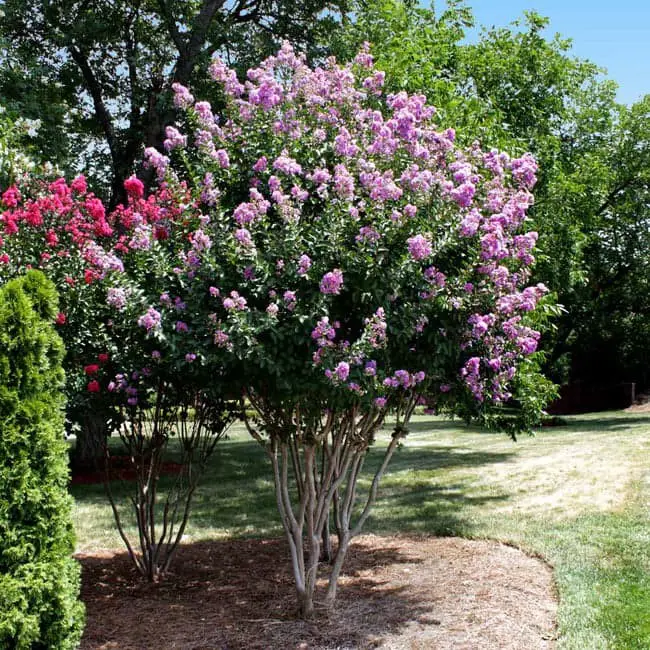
[0,175,117,452]
[0,175,238,580]
[78,178,239,581]
[137,42,558,615]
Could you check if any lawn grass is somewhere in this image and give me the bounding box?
[70,410,650,649]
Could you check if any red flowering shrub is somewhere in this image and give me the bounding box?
[0,176,117,461]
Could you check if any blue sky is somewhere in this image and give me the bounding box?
[446,0,650,104]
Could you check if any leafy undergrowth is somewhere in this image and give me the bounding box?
[71,410,650,649]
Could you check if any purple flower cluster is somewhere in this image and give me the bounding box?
[138,307,162,332]
[297,254,311,276]
[107,286,128,311]
[407,234,432,261]
[164,126,187,152]
[172,83,194,109]
[383,370,426,389]
[311,316,336,347]
[222,291,247,311]
[363,308,387,348]
[320,269,343,295]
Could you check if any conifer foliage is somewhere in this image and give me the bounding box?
[0,270,84,649]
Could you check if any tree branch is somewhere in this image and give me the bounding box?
[156,0,186,52]
[594,176,639,218]
[125,1,142,130]
[174,0,228,84]
[68,46,119,168]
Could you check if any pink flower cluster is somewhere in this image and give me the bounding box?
[141,41,551,412]
[320,269,344,295]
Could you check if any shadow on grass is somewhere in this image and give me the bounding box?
[71,435,515,542]
[394,418,484,435]
[77,537,433,650]
[561,414,650,433]
[369,482,508,538]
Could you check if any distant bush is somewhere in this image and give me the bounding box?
[0,270,84,649]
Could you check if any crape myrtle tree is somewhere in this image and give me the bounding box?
[0,0,348,203]
[0,175,240,580]
[147,43,556,616]
[86,177,240,581]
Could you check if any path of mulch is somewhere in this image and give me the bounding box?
[78,535,557,650]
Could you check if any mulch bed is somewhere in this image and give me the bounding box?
[77,535,557,649]
[71,457,183,485]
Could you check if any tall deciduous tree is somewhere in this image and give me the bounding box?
[566,96,650,388]
[0,0,347,204]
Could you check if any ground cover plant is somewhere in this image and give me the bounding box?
[72,410,650,648]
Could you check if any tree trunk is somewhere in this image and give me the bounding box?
[71,413,108,471]
[320,515,333,563]
[325,533,350,606]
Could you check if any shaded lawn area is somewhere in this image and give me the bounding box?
[70,411,650,649]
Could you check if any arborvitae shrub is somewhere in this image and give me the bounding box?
[0,270,84,649]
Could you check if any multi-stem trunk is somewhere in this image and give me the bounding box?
[324,426,405,604]
[248,396,417,617]
[103,388,233,581]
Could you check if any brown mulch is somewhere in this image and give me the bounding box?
[71,458,183,485]
[77,535,557,650]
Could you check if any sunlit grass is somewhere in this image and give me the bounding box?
[70,411,650,648]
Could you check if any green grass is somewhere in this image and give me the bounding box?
[70,411,650,649]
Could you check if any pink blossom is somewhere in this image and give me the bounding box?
[172,82,194,109]
[124,175,144,199]
[297,254,311,276]
[320,269,344,295]
[138,307,162,331]
[164,126,187,151]
[407,234,432,261]
[334,361,350,381]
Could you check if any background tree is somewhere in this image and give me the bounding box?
[0,0,348,204]
[566,96,650,388]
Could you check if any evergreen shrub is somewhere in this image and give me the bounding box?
[0,270,84,649]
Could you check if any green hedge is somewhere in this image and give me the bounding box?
[0,271,84,649]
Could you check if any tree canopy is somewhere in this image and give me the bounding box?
[0,0,347,203]
[335,0,650,392]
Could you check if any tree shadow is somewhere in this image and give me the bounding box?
[75,537,449,650]
[401,418,484,435]
[560,413,650,433]
[186,441,514,538]
[71,436,515,542]
[77,531,556,650]
[368,484,508,538]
